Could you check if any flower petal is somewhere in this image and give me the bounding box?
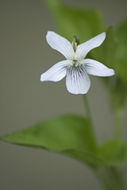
[40,60,70,82]
[46,31,74,59]
[75,32,106,59]
[84,59,115,76]
[66,65,91,94]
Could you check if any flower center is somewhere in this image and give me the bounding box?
[73,59,78,67]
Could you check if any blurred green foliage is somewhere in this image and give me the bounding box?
[92,25,127,112]
[44,0,105,42]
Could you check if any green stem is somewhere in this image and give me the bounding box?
[95,166,125,190]
[83,95,91,119]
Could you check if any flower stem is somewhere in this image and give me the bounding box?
[83,95,91,119]
[95,166,125,190]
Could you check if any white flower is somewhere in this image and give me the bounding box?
[40,31,115,94]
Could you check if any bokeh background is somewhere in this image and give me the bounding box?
[0,0,127,189]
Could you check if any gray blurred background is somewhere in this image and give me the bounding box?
[0,0,127,189]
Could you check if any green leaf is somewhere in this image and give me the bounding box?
[1,114,99,167]
[64,140,127,168]
[98,140,127,167]
[44,0,105,42]
[1,114,97,153]
[1,115,126,167]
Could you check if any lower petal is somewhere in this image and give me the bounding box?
[84,59,115,77]
[66,65,91,95]
[40,60,70,82]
